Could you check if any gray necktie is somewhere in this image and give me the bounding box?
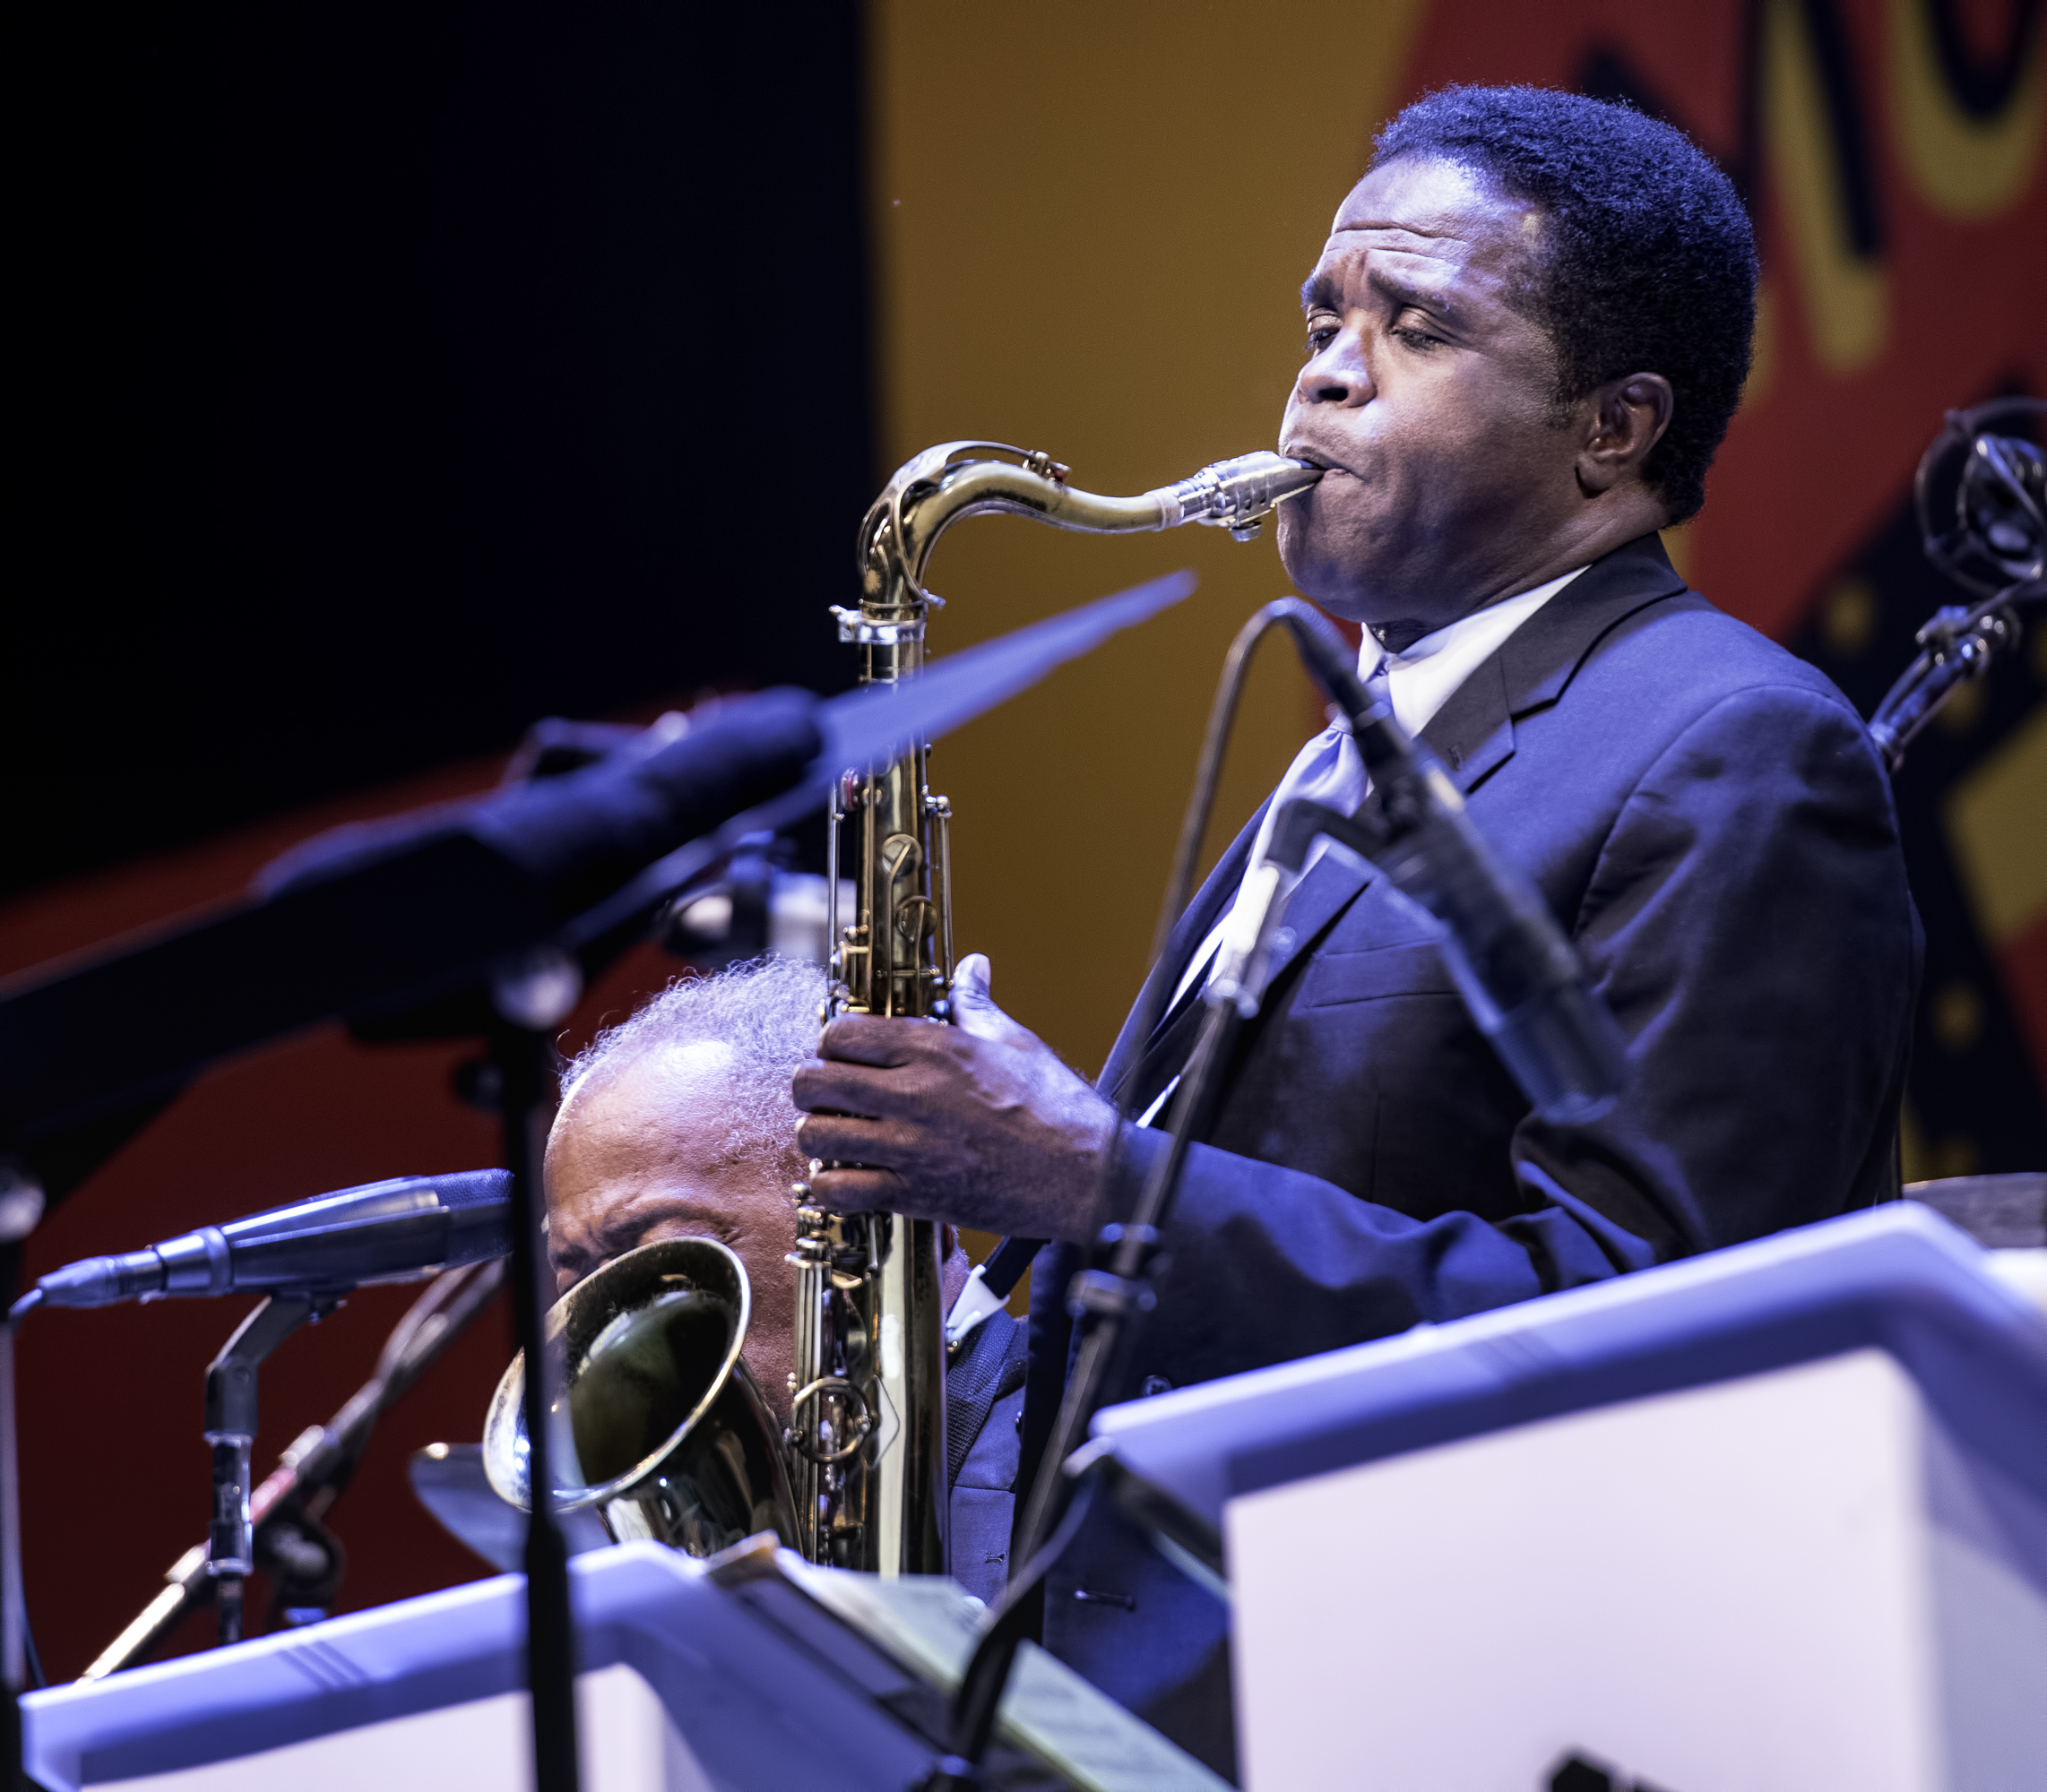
[1239,657,1388,889]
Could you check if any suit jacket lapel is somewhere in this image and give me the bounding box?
[1252,845,1374,995]
[1104,834,1378,1106]
[1097,798,1267,1093]
[1420,532,1688,796]
[1099,534,1689,1098]
[1112,982,1213,1123]
[1173,536,1689,1019]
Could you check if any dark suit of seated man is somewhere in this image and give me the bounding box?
[542,954,1029,1605]
[791,85,1921,1779]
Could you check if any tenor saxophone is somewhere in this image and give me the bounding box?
[786,442,1320,1573]
[479,444,1317,1572]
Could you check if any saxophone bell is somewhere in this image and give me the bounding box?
[480,1236,798,1557]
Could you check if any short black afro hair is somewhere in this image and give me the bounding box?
[1373,85,1757,522]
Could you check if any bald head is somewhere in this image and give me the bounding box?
[544,959,824,1417]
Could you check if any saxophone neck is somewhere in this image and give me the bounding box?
[857,442,1322,612]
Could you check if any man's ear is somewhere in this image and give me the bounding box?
[1575,372,1674,498]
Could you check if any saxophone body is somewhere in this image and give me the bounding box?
[786,442,1319,1573]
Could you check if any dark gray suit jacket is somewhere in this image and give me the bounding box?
[946,1308,1028,1607]
[1020,533,1922,1775]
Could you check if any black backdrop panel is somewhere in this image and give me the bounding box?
[11,2,871,895]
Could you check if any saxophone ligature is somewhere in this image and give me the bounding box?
[785,442,1320,1574]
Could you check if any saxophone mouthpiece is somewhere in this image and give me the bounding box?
[1150,451,1325,538]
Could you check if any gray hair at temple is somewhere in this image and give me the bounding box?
[555,955,825,1182]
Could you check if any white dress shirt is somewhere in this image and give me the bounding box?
[1157,564,1589,1040]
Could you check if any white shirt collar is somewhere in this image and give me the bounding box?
[1358,564,1587,741]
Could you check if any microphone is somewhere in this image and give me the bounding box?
[24,1169,511,1311]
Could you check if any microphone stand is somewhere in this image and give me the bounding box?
[935,603,1347,1784]
[2,1234,27,1786]
[0,581,1195,1787]
[83,1257,506,1678]
[489,951,583,1792]
[203,1293,331,1644]
[1866,579,2043,771]
[46,982,578,1792]
[1877,398,2045,771]
[935,978,1274,1781]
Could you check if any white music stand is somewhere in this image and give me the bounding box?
[1093,1203,2047,1792]
[24,1538,1225,1791]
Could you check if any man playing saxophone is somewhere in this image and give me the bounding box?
[790,86,1919,1770]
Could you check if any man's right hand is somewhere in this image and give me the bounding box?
[792,953,1115,1243]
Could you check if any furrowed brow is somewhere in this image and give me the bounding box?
[572,1193,664,1265]
[597,1189,739,1261]
[1300,267,1465,326]
[1368,269,1464,326]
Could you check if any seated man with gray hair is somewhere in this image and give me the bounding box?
[544,953,1029,1602]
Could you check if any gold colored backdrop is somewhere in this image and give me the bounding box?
[867,1,1428,1073]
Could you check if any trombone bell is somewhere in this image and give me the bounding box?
[482,1236,797,1558]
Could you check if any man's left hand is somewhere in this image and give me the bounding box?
[792,953,1114,1241]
